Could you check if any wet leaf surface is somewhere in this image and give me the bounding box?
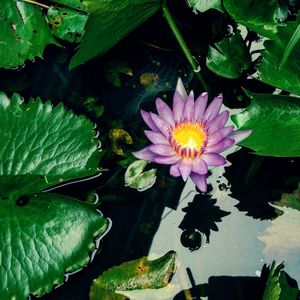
[47,6,88,43]
[125,160,157,192]
[187,0,223,13]
[0,93,101,198]
[90,251,177,300]
[0,0,58,69]
[0,193,108,300]
[232,91,300,156]
[262,262,298,300]
[70,0,161,68]
[206,31,251,79]
[256,17,300,95]
[223,0,280,38]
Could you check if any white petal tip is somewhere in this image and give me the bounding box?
[176,78,188,100]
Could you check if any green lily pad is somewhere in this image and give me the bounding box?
[187,0,223,13]
[125,160,157,192]
[0,0,58,69]
[90,251,177,300]
[0,92,109,299]
[47,6,88,43]
[223,0,280,38]
[206,31,251,79]
[69,0,161,68]
[0,193,108,300]
[262,262,298,300]
[231,91,300,157]
[256,18,300,95]
[0,93,100,198]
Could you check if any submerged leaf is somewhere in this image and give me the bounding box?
[0,0,58,69]
[231,91,300,157]
[104,61,133,87]
[0,93,101,198]
[90,251,177,300]
[125,160,157,192]
[206,31,251,79]
[274,183,300,211]
[109,129,133,156]
[69,0,161,68]
[0,193,109,300]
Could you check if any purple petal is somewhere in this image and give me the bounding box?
[172,91,184,123]
[133,146,157,162]
[155,155,181,164]
[190,172,207,192]
[207,111,230,134]
[204,95,223,123]
[183,91,195,121]
[141,110,159,131]
[205,138,234,153]
[149,144,176,156]
[207,126,234,147]
[194,92,208,121]
[192,157,208,175]
[179,159,192,181]
[145,130,169,145]
[228,130,252,144]
[201,153,226,166]
[156,98,175,127]
[150,112,171,137]
[176,78,188,100]
[170,162,181,177]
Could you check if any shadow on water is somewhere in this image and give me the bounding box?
[179,194,230,250]
[225,149,300,220]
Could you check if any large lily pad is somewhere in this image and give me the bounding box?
[256,18,300,96]
[223,0,279,38]
[90,251,177,300]
[0,0,58,69]
[69,0,161,68]
[0,193,108,300]
[0,93,100,198]
[231,91,300,157]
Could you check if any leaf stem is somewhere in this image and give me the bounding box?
[21,0,50,9]
[162,4,209,91]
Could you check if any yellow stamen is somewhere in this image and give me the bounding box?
[170,122,207,158]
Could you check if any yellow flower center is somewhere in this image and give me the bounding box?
[169,122,207,158]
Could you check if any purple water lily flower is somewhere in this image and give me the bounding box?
[133,78,251,192]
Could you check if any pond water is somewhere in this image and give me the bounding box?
[34,144,300,299]
[2,3,300,299]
